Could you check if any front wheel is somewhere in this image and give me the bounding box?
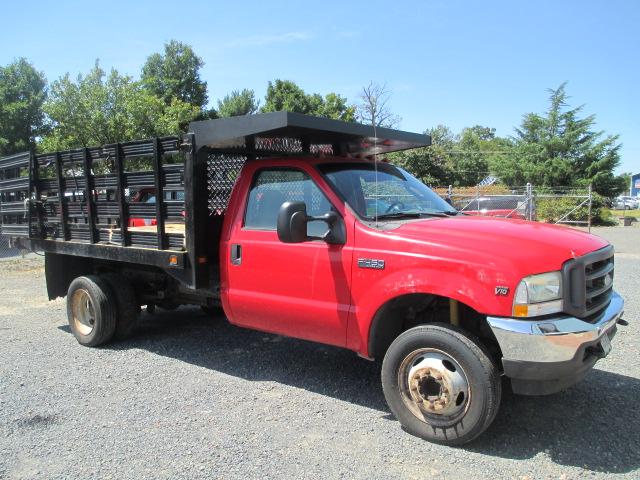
[381,324,501,446]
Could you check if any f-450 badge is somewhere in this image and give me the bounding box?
[495,286,509,296]
[358,258,385,270]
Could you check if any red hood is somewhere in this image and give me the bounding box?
[390,216,608,273]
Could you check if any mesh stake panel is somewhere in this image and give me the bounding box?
[255,137,303,154]
[207,153,247,216]
[251,170,325,214]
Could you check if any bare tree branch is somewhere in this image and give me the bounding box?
[357,81,401,128]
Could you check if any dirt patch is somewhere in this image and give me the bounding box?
[0,257,45,274]
[15,414,59,429]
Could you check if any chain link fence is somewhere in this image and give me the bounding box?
[0,233,21,259]
[434,184,595,230]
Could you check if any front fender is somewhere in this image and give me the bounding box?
[347,263,516,356]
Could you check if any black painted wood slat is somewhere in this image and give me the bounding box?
[54,152,69,240]
[82,148,98,243]
[152,137,167,250]
[113,143,129,247]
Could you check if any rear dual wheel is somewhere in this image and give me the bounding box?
[67,276,117,347]
[382,323,501,446]
[102,273,139,340]
[67,274,139,347]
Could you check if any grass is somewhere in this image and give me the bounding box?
[608,208,640,217]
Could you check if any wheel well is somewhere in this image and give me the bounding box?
[44,252,210,308]
[44,252,158,301]
[367,293,501,362]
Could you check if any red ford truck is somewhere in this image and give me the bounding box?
[0,113,626,445]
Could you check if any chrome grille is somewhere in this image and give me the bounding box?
[562,245,614,322]
[585,256,614,316]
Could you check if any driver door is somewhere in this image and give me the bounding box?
[223,166,353,347]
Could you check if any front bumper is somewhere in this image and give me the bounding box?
[486,291,625,395]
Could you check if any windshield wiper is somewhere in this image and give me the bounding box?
[373,208,462,220]
[417,211,457,217]
[375,211,456,220]
[374,212,424,220]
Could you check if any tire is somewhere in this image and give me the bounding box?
[102,273,140,340]
[66,275,117,347]
[381,323,501,446]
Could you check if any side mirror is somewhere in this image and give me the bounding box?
[277,201,346,245]
[277,201,308,243]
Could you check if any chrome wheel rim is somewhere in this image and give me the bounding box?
[398,348,470,425]
[71,289,95,336]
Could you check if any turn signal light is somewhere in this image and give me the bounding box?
[513,305,529,317]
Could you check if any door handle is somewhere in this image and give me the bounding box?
[231,244,242,265]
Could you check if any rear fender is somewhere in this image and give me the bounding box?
[45,253,93,300]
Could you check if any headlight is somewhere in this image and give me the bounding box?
[513,271,562,317]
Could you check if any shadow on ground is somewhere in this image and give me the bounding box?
[59,306,640,474]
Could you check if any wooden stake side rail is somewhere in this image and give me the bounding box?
[0,152,30,238]
[29,137,185,256]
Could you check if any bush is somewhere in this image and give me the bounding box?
[535,193,613,226]
[598,208,619,226]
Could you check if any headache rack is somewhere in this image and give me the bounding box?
[0,112,430,290]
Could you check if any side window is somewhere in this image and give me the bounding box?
[244,169,333,236]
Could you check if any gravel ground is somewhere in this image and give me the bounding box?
[0,226,638,480]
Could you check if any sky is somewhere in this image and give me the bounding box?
[1,0,638,173]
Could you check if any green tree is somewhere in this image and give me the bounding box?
[0,58,47,155]
[41,61,200,151]
[261,80,355,121]
[317,92,356,121]
[619,172,632,195]
[262,80,312,114]
[449,126,497,186]
[392,125,456,186]
[393,125,510,187]
[141,40,208,108]
[217,89,259,117]
[493,83,626,197]
[465,125,496,141]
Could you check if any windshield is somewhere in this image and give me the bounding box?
[319,162,457,219]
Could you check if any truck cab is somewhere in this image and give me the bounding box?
[0,113,626,446]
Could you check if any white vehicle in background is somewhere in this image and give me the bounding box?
[614,196,639,210]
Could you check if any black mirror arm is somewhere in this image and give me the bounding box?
[306,212,345,245]
[306,211,339,225]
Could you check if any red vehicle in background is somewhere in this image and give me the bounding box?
[457,194,535,220]
[128,188,185,227]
